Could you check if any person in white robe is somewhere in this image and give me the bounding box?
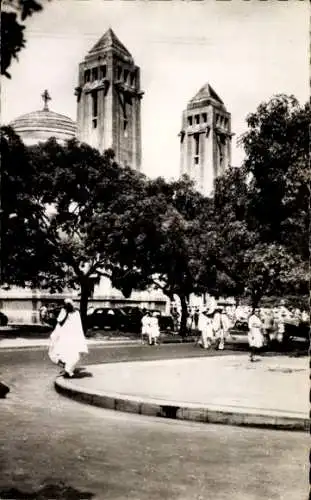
[248,309,265,362]
[148,313,160,345]
[48,299,88,377]
[141,311,151,344]
[198,308,214,349]
[213,306,232,350]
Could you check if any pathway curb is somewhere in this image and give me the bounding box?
[55,376,309,432]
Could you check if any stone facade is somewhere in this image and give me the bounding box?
[76,28,143,171]
[179,83,233,196]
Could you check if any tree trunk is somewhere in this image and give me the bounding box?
[80,278,91,333]
[179,294,188,340]
[251,291,262,311]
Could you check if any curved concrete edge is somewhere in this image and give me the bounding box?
[55,377,309,432]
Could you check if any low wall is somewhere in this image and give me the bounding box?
[0,294,167,325]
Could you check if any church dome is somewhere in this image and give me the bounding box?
[9,91,77,145]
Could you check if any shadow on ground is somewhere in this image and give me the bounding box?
[71,368,93,379]
[0,482,94,499]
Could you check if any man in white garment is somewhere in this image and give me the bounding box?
[148,312,160,345]
[48,299,88,377]
[274,300,291,344]
[248,308,265,362]
[213,305,232,350]
[198,307,215,349]
[141,311,151,344]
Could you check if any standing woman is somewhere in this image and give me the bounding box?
[148,312,160,346]
[247,308,265,362]
[48,299,88,377]
[141,311,151,344]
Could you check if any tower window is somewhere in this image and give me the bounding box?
[194,133,200,165]
[124,69,129,83]
[187,116,193,126]
[130,72,135,86]
[100,65,107,79]
[84,70,90,83]
[117,66,122,80]
[195,114,200,125]
[202,112,207,123]
[219,147,224,168]
[124,118,128,137]
[194,134,200,156]
[92,67,98,81]
[92,91,98,118]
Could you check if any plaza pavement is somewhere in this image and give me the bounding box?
[55,354,309,432]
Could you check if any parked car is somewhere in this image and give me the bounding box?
[227,320,249,344]
[118,307,174,334]
[40,303,62,327]
[158,314,174,332]
[148,310,174,332]
[282,321,310,343]
[119,307,144,333]
[0,312,8,326]
[86,307,127,331]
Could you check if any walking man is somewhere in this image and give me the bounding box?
[48,299,88,377]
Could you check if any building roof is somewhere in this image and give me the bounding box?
[10,109,77,140]
[88,28,132,60]
[188,83,226,110]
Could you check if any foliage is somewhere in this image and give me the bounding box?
[213,95,310,307]
[2,93,309,328]
[239,94,310,259]
[2,0,45,78]
[1,132,148,326]
[108,175,218,335]
[1,126,56,286]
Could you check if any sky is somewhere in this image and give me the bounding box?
[2,0,309,180]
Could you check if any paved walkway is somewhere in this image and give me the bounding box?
[55,354,309,431]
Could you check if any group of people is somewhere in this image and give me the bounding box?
[196,304,231,351]
[141,311,160,345]
[180,299,309,361]
[47,297,309,376]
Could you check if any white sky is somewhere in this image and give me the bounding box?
[2,0,309,179]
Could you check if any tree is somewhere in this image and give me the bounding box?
[2,131,220,335]
[2,0,45,78]
[239,94,309,259]
[109,176,219,336]
[1,126,55,286]
[212,95,310,308]
[1,133,149,328]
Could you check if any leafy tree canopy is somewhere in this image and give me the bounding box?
[2,0,45,78]
[239,94,310,259]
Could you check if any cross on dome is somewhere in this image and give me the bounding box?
[41,90,51,111]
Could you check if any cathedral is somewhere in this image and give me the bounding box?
[10,28,232,189]
[6,29,233,322]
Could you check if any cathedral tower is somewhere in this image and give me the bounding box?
[76,28,143,170]
[179,83,232,195]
